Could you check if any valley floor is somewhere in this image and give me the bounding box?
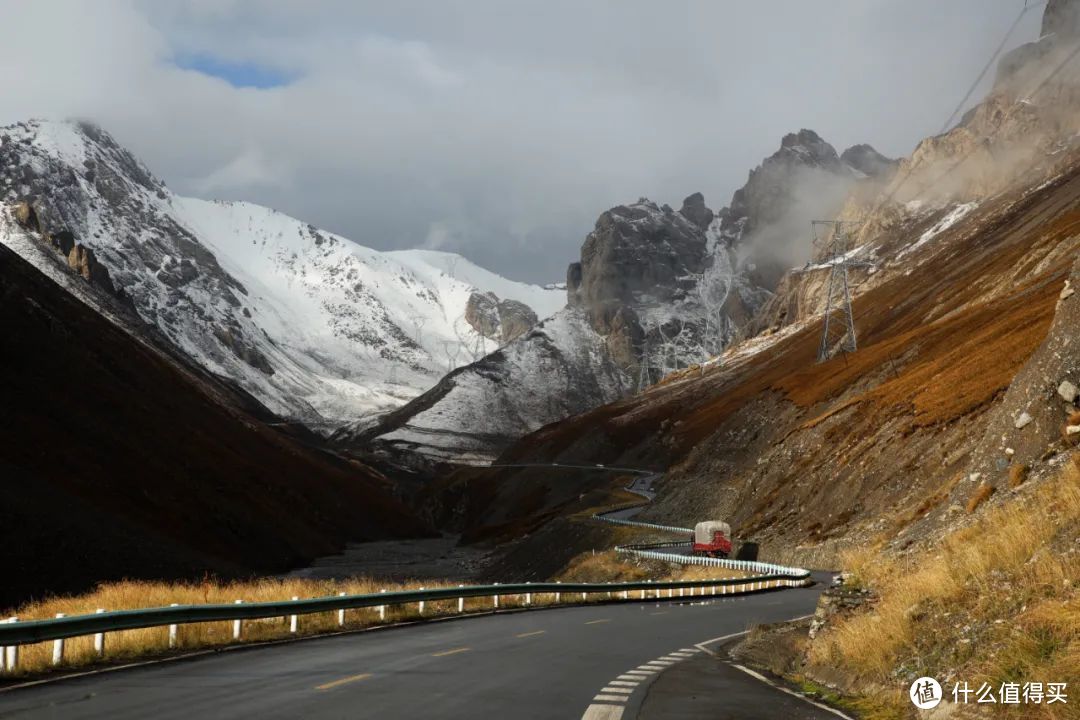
[286,535,492,584]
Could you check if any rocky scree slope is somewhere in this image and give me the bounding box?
[0,120,562,433]
[0,238,429,607]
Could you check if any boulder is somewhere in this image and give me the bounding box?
[497,299,537,344]
[465,291,501,340]
[13,201,39,231]
[1059,380,1079,404]
[1014,411,1033,429]
[66,244,115,295]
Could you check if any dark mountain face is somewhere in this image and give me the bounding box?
[0,242,429,606]
[717,129,894,291]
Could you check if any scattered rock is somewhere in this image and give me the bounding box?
[1058,380,1078,404]
[1014,411,1033,429]
[1067,426,1080,436]
[1005,447,1015,456]
[1061,279,1074,301]
[13,201,39,231]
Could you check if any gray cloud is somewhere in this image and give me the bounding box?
[0,0,1042,282]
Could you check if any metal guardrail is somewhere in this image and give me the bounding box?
[0,574,810,650]
[0,464,812,673]
[593,491,813,578]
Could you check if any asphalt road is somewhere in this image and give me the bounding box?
[0,579,832,720]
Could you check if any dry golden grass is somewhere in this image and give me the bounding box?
[1009,463,1030,489]
[1,572,641,677]
[4,554,755,678]
[555,550,749,584]
[808,458,1080,717]
[966,481,996,513]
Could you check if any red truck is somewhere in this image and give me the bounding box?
[692,521,733,558]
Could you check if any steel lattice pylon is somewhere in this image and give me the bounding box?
[812,220,871,362]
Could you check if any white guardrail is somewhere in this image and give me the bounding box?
[0,467,812,674]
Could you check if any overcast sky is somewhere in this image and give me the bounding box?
[0,1,1043,283]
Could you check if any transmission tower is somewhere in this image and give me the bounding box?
[812,220,872,362]
[442,340,463,372]
[636,326,652,392]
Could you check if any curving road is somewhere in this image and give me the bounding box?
[0,577,833,720]
[0,466,838,719]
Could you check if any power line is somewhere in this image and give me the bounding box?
[871,1,1045,216]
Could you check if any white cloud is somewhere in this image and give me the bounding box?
[0,0,1043,282]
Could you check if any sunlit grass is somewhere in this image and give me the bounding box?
[808,457,1080,718]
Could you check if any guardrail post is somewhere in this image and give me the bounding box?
[606,581,612,600]
[168,604,178,648]
[338,592,346,626]
[51,613,65,665]
[525,582,532,606]
[290,597,299,633]
[494,583,500,609]
[555,581,561,603]
[419,588,426,615]
[4,618,17,671]
[233,600,243,640]
[622,588,628,600]
[379,589,386,621]
[581,590,587,601]
[458,585,464,613]
[94,608,106,656]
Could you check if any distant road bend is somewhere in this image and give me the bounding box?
[0,465,838,719]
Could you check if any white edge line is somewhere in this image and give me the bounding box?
[729,663,855,720]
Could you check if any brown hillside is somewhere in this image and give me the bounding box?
[448,151,1080,568]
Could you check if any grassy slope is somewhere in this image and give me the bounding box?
[807,456,1080,718]
[0,242,430,607]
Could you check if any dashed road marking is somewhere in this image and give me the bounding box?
[581,705,624,720]
[633,667,658,673]
[515,630,545,638]
[594,694,629,703]
[315,672,372,691]
[431,647,470,657]
[614,676,641,683]
[600,687,634,695]
[585,619,611,625]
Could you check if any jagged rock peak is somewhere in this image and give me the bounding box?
[1043,0,1080,39]
[840,144,899,178]
[775,129,845,171]
[679,192,714,231]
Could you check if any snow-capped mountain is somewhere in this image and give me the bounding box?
[0,120,562,430]
[335,307,630,465]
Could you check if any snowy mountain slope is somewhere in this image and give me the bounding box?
[0,119,561,431]
[335,307,630,464]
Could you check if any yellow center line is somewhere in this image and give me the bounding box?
[315,672,372,691]
[585,619,611,625]
[516,630,546,638]
[432,647,471,657]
